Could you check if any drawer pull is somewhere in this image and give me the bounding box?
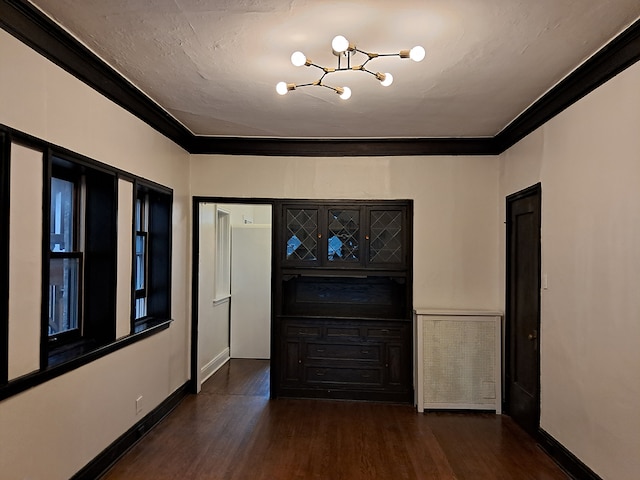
[380,329,389,334]
[316,348,325,353]
[362,373,371,378]
[316,371,326,376]
[361,350,369,354]
[298,330,317,335]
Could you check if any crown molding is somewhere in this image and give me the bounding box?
[189,136,500,156]
[1,0,639,157]
[495,16,640,152]
[0,0,195,151]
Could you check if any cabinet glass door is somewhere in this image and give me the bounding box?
[327,209,360,264]
[368,209,404,265]
[285,207,319,263]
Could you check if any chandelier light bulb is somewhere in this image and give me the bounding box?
[276,81,289,95]
[339,86,352,100]
[380,72,393,87]
[409,45,426,62]
[332,35,349,53]
[291,51,307,67]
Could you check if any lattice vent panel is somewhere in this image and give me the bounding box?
[423,319,496,406]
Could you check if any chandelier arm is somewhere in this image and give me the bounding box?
[360,57,372,68]
[321,84,339,93]
[307,62,327,72]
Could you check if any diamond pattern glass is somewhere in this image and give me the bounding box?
[286,208,318,261]
[369,210,402,263]
[327,209,360,262]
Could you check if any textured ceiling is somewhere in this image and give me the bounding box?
[27,0,640,139]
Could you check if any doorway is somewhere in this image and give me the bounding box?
[505,183,541,436]
[191,199,273,393]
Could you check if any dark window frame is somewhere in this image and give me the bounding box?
[132,184,172,333]
[0,132,9,387]
[0,123,173,401]
[48,165,83,348]
[43,154,120,367]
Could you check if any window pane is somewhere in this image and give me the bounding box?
[50,177,74,252]
[135,234,146,290]
[49,257,80,336]
[286,208,318,261]
[135,297,147,320]
[135,197,143,231]
[327,209,360,262]
[369,210,403,263]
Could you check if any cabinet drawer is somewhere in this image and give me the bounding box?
[366,327,403,338]
[326,326,361,338]
[306,343,380,361]
[285,325,321,337]
[305,367,383,386]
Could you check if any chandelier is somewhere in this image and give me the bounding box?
[276,35,425,100]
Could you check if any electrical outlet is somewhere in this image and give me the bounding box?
[136,395,143,414]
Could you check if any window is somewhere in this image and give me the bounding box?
[48,174,82,344]
[45,157,118,365]
[0,124,174,401]
[132,185,172,332]
[215,207,231,299]
[134,192,148,320]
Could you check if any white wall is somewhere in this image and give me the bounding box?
[499,60,640,479]
[191,156,502,311]
[197,203,230,386]
[0,29,190,480]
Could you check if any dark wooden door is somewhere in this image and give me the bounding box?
[506,184,541,436]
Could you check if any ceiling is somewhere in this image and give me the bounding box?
[21,0,640,142]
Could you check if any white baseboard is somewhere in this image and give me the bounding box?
[201,347,230,384]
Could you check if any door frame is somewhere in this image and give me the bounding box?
[504,183,541,434]
[190,197,275,394]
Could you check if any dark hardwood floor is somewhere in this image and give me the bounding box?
[101,359,569,480]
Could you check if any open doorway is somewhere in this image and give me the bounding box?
[191,199,273,392]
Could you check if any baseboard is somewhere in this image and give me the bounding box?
[201,348,230,384]
[71,381,190,480]
[538,429,603,480]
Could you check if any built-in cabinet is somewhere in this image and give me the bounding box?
[273,200,413,402]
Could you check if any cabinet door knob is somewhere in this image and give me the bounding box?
[318,233,322,238]
[365,235,370,240]
[298,360,302,364]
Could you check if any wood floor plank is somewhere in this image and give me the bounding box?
[101,360,569,480]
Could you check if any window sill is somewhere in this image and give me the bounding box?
[0,318,172,401]
[133,316,173,334]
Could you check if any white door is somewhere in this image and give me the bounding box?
[230,224,271,358]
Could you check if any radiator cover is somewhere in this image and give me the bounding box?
[414,310,502,413]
